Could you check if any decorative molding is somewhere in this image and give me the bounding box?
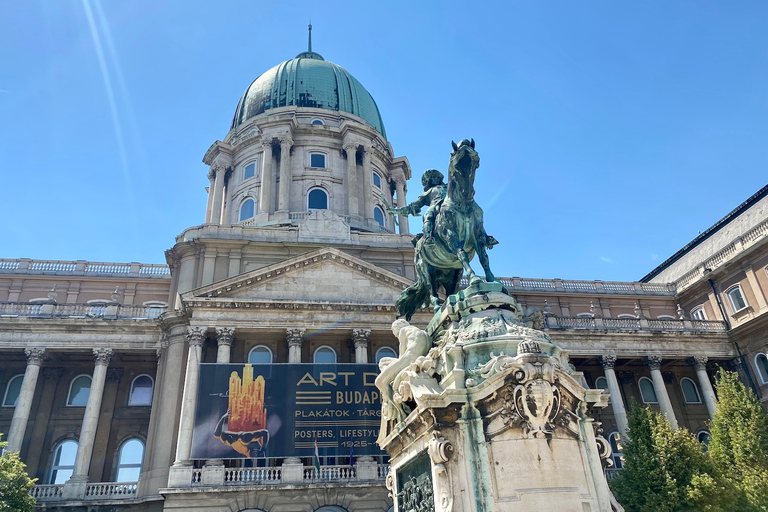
[286,328,305,348]
[691,356,708,371]
[600,355,617,370]
[643,355,663,371]
[93,348,113,365]
[24,347,46,365]
[186,326,206,347]
[215,327,235,347]
[352,328,371,348]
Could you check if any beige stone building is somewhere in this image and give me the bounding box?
[0,37,766,511]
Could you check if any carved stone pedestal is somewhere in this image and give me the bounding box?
[378,284,622,512]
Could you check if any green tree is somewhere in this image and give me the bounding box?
[0,436,36,512]
[610,405,739,512]
[708,369,768,512]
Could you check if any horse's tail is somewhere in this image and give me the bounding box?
[395,279,429,321]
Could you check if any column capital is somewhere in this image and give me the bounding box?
[342,140,360,152]
[93,348,113,366]
[286,328,305,348]
[207,167,216,181]
[277,135,293,147]
[352,328,371,348]
[690,356,709,371]
[643,355,662,371]
[600,354,617,369]
[216,327,235,347]
[25,347,46,365]
[186,327,206,347]
[43,367,64,384]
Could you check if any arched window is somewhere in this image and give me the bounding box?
[690,306,707,320]
[243,163,256,180]
[115,438,144,482]
[249,346,273,364]
[754,353,768,384]
[375,346,397,364]
[657,315,676,320]
[576,313,594,318]
[617,314,637,319]
[697,430,712,447]
[373,171,382,188]
[310,118,325,126]
[3,375,24,407]
[315,507,349,512]
[608,432,623,469]
[638,377,658,404]
[308,188,328,210]
[67,375,92,406]
[129,375,153,406]
[309,153,326,169]
[374,206,385,227]
[680,377,701,403]
[239,198,255,221]
[314,346,337,364]
[49,440,78,484]
[726,285,748,312]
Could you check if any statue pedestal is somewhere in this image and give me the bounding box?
[379,286,622,512]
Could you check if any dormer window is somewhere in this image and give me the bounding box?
[310,153,326,169]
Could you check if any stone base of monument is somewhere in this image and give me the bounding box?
[379,283,623,512]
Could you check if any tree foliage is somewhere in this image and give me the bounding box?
[610,405,740,512]
[0,436,36,512]
[708,369,768,512]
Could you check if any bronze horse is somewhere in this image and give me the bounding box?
[396,139,498,320]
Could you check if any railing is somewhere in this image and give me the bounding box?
[377,464,390,478]
[544,316,727,332]
[458,277,676,296]
[224,467,282,485]
[0,302,167,320]
[0,258,170,278]
[674,217,768,291]
[191,469,202,486]
[85,482,137,499]
[303,465,356,481]
[29,484,63,500]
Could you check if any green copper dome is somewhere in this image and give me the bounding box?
[231,50,386,138]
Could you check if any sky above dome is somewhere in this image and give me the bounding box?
[1,1,767,282]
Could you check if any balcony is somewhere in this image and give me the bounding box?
[30,481,137,502]
[543,316,727,332]
[0,302,166,320]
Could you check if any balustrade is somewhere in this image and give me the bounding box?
[224,467,282,485]
[0,302,166,319]
[29,484,63,500]
[303,465,356,481]
[84,482,137,499]
[0,258,170,278]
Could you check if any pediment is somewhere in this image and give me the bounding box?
[183,247,412,304]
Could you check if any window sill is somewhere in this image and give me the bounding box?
[731,305,753,321]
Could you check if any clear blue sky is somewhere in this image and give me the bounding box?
[2,1,766,282]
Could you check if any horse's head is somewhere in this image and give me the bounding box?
[450,139,480,174]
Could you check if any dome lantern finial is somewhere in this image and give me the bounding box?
[308,21,312,52]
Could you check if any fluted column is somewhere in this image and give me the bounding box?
[394,177,409,235]
[352,329,371,363]
[362,146,373,221]
[344,142,359,217]
[173,327,205,465]
[6,348,45,453]
[259,140,274,214]
[205,167,216,223]
[216,327,234,364]
[287,328,305,363]
[644,356,678,429]
[277,136,293,212]
[691,356,717,418]
[210,164,226,225]
[600,355,628,437]
[70,348,113,482]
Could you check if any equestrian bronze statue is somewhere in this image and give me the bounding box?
[389,139,499,320]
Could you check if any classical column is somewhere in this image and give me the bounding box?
[644,356,678,429]
[362,146,373,221]
[259,140,274,214]
[344,142,359,217]
[277,136,293,212]
[287,328,305,363]
[216,327,234,364]
[205,167,216,223]
[25,367,63,477]
[173,327,205,466]
[600,355,628,437]
[69,348,113,483]
[394,176,409,235]
[6,348,45,453]
[691,356,717,418]
[352,329,371,363]
[210,164,227,225]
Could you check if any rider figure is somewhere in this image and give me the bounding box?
[388,169,446,240]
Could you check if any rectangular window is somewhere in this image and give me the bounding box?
[690,307,707,321]
[727,286,747,312]
[310,153,326,168]
[244,163,255,179]
[373,172,382,188]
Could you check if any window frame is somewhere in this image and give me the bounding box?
[115,437,145,483]
[2,374,24,407]
[67,374,92,407]
[49,439,78,484]
[310,118,325,126]
[128,374,154,407]
[373,171,382,189]
[307,187,329,210]
[725,285,748,313]
[679,377,702,404]
[638,376,658,404]
[690,306,707,321]
[754,353,768,384]
[243,162,256,180]
[309,152,326,169]
[373,206,386,227]
[239,198,256,221]
[248,345,274,364]
[313,346,337,364]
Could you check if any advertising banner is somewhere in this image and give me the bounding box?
[190,363,385,459]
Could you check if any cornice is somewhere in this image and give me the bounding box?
[202,141,234,166]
